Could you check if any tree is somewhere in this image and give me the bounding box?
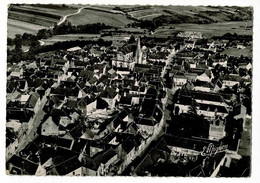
[14,34,22,50]
[128,35,135,44]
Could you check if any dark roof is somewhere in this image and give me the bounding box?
[163,135,220,152]
[176,95,192,106]
[95,148,117,164]
[6,81,16,93]
[7,155,39,175]
[220,74,242,82]
[99,87,117,99]
[193,80,214,88]
[39,147,55,164]
[96,97,109,109]
[120,95,132,105]
[123,79,135,88]
[56,137,73,149]
[6,109,34,123]
[70,122,85,139]
[187,90,224,103]
[54,156,82,175]
[198,103,228,113]
[6,128,16,147]
[121,137,136,153]
[140,98,156,117]
[233,104,244,116]
[135,118,156,126]
[84,148,117,171]
[25,92,40,108]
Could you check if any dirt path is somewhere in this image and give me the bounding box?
[57,5,91,25]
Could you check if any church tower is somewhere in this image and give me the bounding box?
[135,37,143,64]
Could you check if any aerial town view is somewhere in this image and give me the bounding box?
[6,4,252,177]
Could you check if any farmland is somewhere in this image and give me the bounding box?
[153,21,253,38]
[121,5,252,23]
[67,9,134,27]
[41,34,101,45]
[40,33,131,47]
[7,4,79,37]
[7,19,47,38]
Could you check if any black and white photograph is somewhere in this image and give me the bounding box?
[3,0,259,181]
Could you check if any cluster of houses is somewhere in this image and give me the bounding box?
[6,37,168,176]
[6,30,251,176]
[126,32,252,176]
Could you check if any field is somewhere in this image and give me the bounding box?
[40,33,131,47]
[67,9,134,27]
[41,34,101,45]
[7,4,79,37]
[221,47,252,58]
[123,6,252,23]
[154,21,253,38]
[7,19,47,38]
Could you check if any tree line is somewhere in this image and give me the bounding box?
[7,21,113,63]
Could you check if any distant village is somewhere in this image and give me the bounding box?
[6,29,252,176]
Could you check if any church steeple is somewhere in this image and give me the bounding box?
[135,37,143,64]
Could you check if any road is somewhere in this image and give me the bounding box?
[161,48,176,78]
[57,5,91,25]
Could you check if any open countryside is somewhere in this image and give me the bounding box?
[66,9,134,26]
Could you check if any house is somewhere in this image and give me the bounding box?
[174,95,192,114]
[163,135,220,159]
[24,92,41,113]
[196,70,212,82]
[233,104,247,127]
[187,90,227,107]
[83,148,118,176]
[41,116,59,136]
[192,80,214,92]
[173,72,187,89]
[135,118,159,138]
[50,156,83,176]
[6,109,34,124]
[77,95,97,115]
[99,87,119,109]
[196,103,229,120]
[212,59,227,68]
[9,68,23,78]
[220,74,242,88]
[6,155,46,175]
[209,118,226,141]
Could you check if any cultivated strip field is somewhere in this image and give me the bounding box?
[67,9,134,27]
[154,21,253,38]
[124,6,252,22]
[7,19,47,38]
[41,34,101,45]
[7,4,79,37]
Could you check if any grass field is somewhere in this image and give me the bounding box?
[221,47,252,58]
[7,19,47,38]
[20,4,78,16]
[41,34,101,45]
[154,21,253,38]
[40,33,131,46]
[125,6,252,23]
[67,9,134,27]
[7,4,79,37]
